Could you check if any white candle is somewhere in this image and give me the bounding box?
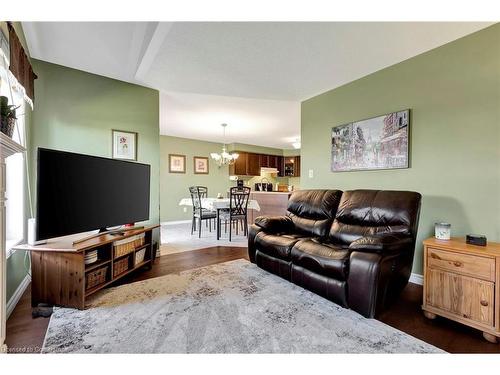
[435,222,451,240]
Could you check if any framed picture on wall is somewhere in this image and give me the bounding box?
[112,130,137,160]
[331,109,410,172]
[169,154,186,173]
[193,156,209,174]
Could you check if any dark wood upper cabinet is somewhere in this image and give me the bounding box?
[284,156,301,177]
[294,156,301,177]
[247,153,261,176]
[277,156,284,177]
[260,154,269,168]
[229,151,297,177]
[229,152,247,175]
[269,155,278,169]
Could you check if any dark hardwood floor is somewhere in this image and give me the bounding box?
[6,246,500,353]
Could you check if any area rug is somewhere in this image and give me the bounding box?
[42,259,443,353]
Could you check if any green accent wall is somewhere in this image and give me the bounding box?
[160,136,232,222]
[30,60,160,234]
[160,136,296,222]
[300,24,500,275]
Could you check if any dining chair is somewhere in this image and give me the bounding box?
[195,186,214,229]
[189,186,216,238]
[218,186,251,241]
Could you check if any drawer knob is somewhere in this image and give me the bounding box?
[453,261,463,267]
[481,300,489,307]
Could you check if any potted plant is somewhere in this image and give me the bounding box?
[0,95,19,138]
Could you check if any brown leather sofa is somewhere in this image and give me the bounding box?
[248,189,422,318]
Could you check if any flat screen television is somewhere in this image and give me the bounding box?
[36,148,151,241]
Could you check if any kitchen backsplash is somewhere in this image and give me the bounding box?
[238,171,299,190]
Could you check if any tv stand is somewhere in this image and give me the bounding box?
[14,225,158,310]
[72,225,145,245]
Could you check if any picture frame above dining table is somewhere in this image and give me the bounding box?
[169,154,186,173]
[194,156,209,174]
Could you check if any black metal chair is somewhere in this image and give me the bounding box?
[189,186,216,238]
[218,186,251,241]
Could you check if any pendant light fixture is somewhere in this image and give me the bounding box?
[210,123,239,166]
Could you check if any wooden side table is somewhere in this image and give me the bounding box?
[422,237,500,343]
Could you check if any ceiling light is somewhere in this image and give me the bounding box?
[292,138,301,149]
[210,123,239,166]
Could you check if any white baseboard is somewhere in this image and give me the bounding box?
[409,272,423,285]
[161,220,191,226]
[7,274,31,319]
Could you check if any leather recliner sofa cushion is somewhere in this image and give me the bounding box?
[329,190,422,245]
[291,239,350,280]
[286,190,342,237]
[254,232,306,260]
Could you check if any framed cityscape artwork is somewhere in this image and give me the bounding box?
[331,109,410,172]
[112,130,137,160]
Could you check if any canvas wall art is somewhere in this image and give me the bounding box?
[331,109,410,172]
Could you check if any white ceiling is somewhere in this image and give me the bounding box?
[160,91,300,149]
[22,22,493,148]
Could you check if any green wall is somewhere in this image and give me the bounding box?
[160,136,232,222]
[301,24,500,275]
[160,136,296,222]
[30,59,160,233]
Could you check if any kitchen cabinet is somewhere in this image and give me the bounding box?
[247,153,261,176]
[268,155,279,169]
[294,156,300,177]
[284,156,300,177]
[277,156,283,176]
[232,152,247,175]
[229,151,294,177]
[260,154,269,168]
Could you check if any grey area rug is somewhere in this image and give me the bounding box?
[42,259,443,353]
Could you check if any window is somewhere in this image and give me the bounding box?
[0,61,26,256]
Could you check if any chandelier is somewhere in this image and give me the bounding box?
[210,123,239,166]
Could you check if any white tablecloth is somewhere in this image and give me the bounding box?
[179,197,260,211]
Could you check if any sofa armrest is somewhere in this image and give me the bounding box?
[347,251,399,318]
[248,224,263,263]
[254,215,294,234]
[348,234,412,255]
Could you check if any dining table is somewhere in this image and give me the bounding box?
[178,197,261,240]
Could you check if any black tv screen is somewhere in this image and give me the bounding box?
[36,148,150,241]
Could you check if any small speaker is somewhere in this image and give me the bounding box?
[28,218,46,246]
[466,234,487,247]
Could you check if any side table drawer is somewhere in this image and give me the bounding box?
[426,268,494,327]
[427,247,495,281]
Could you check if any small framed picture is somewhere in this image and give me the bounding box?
[112,130,137,160]
[194,156,209,174]
[169,154,186,173]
